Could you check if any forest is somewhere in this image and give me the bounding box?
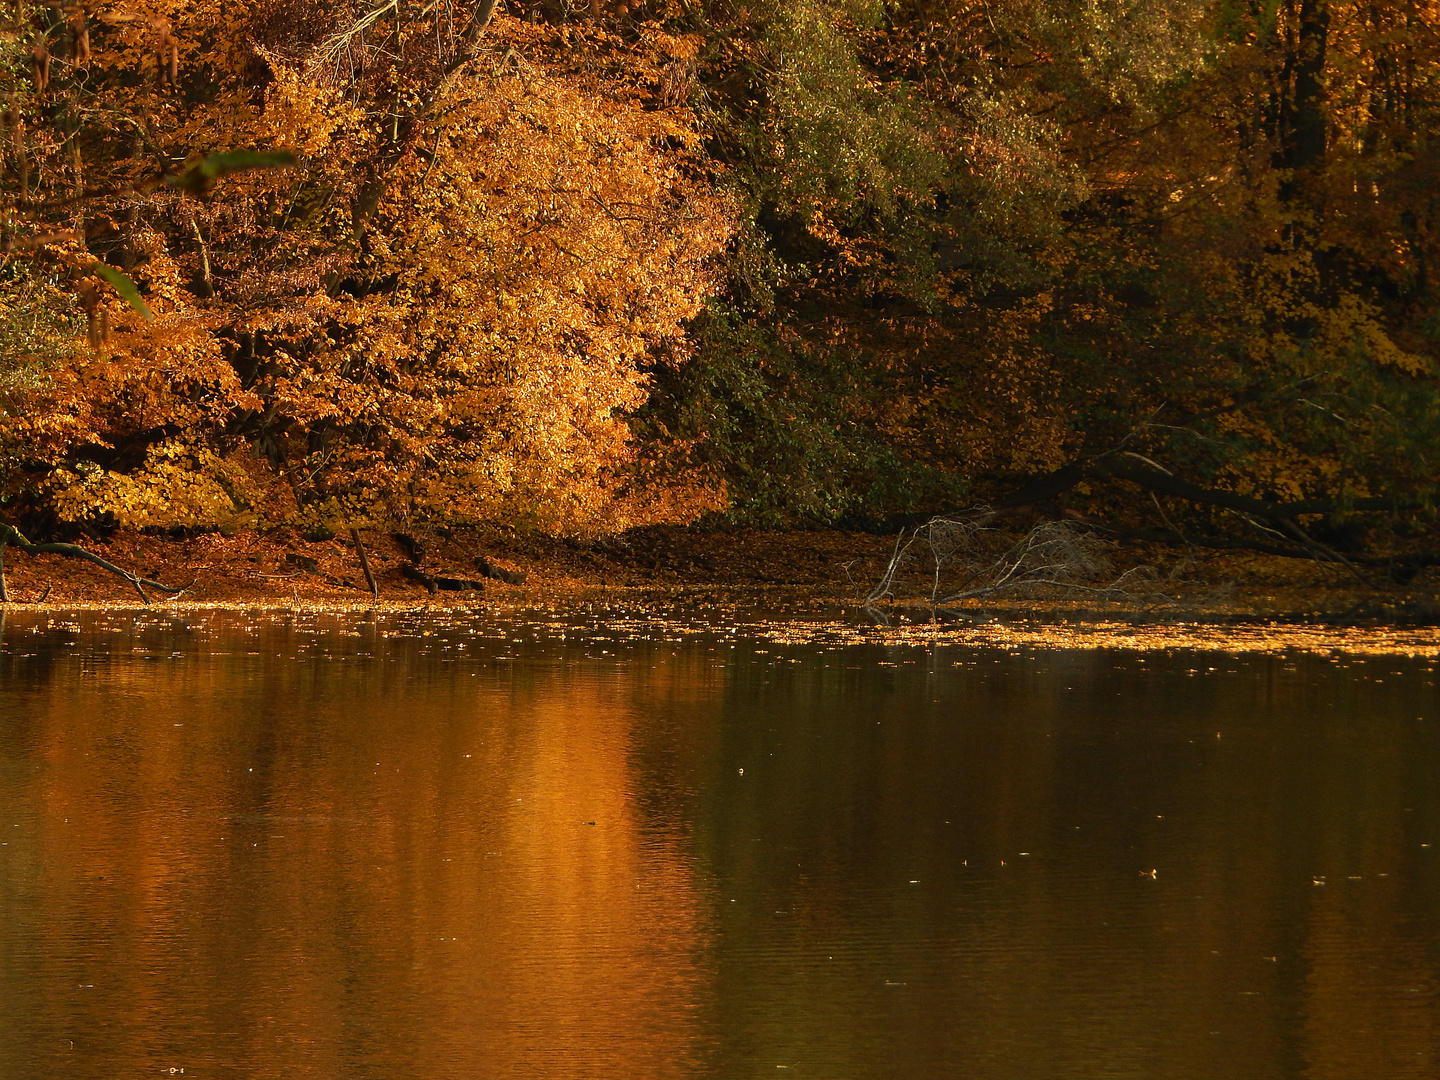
[1,0,1437,581]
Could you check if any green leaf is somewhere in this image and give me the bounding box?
[93,264,154,322]
[166,150,299,195]
[195,150,299,178]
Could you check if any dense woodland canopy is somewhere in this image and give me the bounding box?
[1,0,1437,571]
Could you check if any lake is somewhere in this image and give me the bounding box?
[1,605,1437,1078]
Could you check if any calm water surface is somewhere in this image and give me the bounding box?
[1,606,1437,1079]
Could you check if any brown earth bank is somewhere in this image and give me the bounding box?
[1,525,1438,624]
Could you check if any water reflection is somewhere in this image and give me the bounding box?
[1,608,1437,1079]
[695,649,1440,1079]
[0,612,711,1079]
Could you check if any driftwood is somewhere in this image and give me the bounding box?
[0,523,193,604]
[475,555,526,585]
[400,564,489,593]
[396,557,525,593]
[392,531,526,591]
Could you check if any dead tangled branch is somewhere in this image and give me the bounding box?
[866,510,1160,608]
[0,524,193,604]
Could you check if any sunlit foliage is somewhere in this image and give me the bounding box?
[1,2,731,535]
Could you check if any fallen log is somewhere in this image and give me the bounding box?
[400,564,488,593]
[475,555,526,585]
[0,524,193,604]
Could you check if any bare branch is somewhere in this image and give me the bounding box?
[868,512,1159,608]
[0,524,192,605]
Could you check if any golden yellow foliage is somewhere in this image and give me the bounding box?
[1,5,733,534]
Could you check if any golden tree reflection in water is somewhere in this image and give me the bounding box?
[7,624,713,1078]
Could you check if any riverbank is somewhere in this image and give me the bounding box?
[1,525,1438,624]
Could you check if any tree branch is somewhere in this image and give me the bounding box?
[0,524,193,604]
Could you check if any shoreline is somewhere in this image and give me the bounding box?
[0,525,1436,627]
[4,596,1439,660]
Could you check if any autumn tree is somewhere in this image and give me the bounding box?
[1,1,732,539]
[636,0,1437,570]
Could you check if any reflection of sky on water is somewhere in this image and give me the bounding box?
[0,607,1437,1079]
